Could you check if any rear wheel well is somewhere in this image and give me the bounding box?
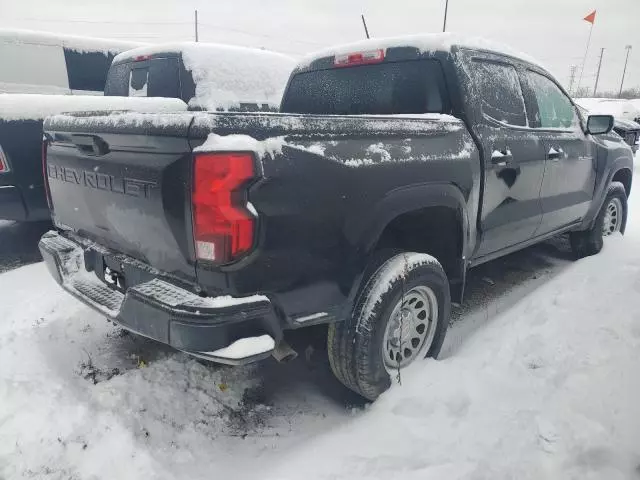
[612,168,632,197]
[374,206,463,285]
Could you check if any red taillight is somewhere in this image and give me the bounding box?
[192,152,256,264]
[0,144,10,173]
[334,49,385,67]
[134,54,152,62]
[42,137,52,209]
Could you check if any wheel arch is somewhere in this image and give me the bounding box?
[611,167,632,197]
[343,182,470,309]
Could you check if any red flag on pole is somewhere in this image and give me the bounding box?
[584,10,596,24]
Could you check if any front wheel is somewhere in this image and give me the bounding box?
[327,252,450,400]
[570,181,627,258]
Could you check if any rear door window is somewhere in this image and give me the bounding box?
[470,60,527,127]
[63,48,115,92]
[282,59,448,115]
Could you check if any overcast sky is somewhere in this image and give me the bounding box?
[0,0,638,94]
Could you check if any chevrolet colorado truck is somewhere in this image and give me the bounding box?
[39,34,634,400]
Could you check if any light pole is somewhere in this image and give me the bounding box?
[619,45,632,97]
[443,0,449,32]
[593,48,605,96]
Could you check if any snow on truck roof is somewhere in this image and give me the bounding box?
[114,42,296,111]
[0,28,142,54]
[299,32,542,69]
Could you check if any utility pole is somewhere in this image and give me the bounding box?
[194,9,199,42]
[568,65,577,95]
[443,0,449,32]
[593,48,605,96]
[361,14,370,39]
[619,45,632,97]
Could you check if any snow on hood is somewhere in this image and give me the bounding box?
[299,32,542,69]
[0,94,187,122]
[114,42,295,111]
[0,28,142,54]
[578,99,640,123]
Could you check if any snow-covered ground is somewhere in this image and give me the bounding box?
[1,160,640,479]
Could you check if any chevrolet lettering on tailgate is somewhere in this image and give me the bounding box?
[47,164,156,199]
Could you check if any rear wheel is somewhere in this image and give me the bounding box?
[570,182,627,258]
[327,252,450,400]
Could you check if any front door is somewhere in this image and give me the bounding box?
[468,58,546,257]
[524,70,596,235]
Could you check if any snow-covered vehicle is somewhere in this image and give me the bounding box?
[104,42,295,111]
[575,99,640,153]
[39,34,634,400]
[0,29,140,95]
[0,42,293,222]
[0,95,187,222]
[0,29,141,222]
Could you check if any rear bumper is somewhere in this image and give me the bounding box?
[38,230,280,365]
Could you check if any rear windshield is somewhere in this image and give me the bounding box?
[104,57,183,99]
[281,59,448,115]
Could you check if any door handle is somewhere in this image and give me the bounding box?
[70,134,110,156]
[491,148,513,166]
[547,147,564,160]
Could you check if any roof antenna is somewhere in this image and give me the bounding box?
[361,14,370,39]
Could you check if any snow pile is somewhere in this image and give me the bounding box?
[266,212,640,479]
[114,42,295,111]
[0,28,141,54]
[0,94,187,121]
[205,335,275,359]
[299,32,542,70]
[194,132,286,159]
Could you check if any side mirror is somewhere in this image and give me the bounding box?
[586,115,614,135]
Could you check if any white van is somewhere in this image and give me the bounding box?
[0,29,141,95]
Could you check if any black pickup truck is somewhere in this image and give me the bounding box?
[40,34,634,400]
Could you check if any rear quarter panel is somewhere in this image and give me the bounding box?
[190,113,480,322]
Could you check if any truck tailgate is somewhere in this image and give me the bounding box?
[44,113,196,280]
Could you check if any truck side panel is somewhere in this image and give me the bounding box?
[188,113,480,323]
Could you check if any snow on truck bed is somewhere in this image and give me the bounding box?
[114,42,295,112]
[0,94,187,122]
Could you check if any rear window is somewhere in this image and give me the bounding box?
[63,48,115,92]
[104,57,181,99]
[470,60,527,127]
[281,59,448,115]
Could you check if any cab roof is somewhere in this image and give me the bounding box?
[298,32,542,70]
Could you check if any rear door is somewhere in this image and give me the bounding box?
[524,70,596,234]
[466,56,546,257]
